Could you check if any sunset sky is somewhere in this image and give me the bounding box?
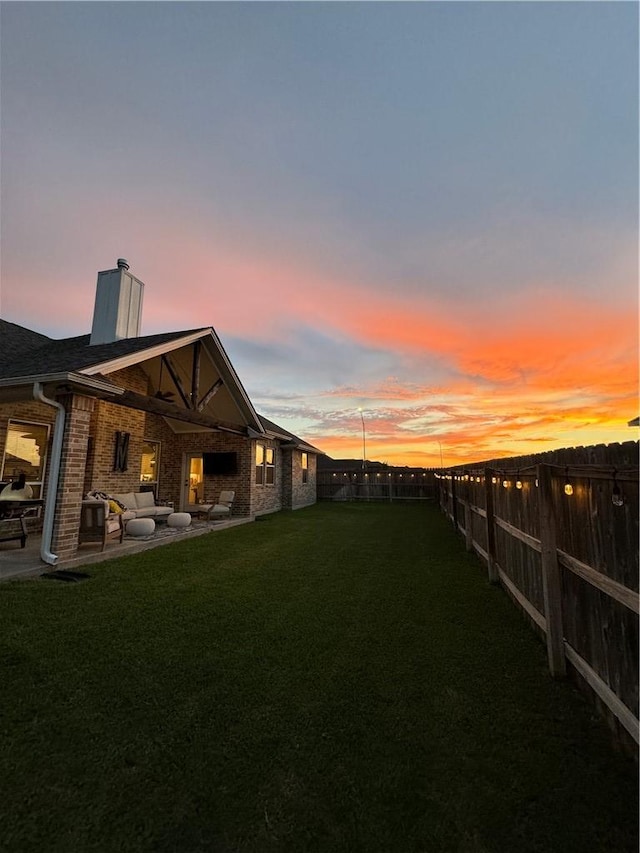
[1,2,637,466]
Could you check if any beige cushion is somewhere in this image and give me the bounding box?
[135,491,156,509]
[112,492,137,511]
[105,518,122,534]
[154,506,173,518]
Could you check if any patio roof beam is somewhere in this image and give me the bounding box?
[162,354,191,409]
[114,390,246,435]
[190,340,201,409]
[197,378,223,412]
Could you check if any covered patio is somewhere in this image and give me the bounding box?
[0,515,251,581]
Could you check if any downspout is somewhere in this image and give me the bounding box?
[33,382,65,566]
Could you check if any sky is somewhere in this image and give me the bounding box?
[1,1,637,467]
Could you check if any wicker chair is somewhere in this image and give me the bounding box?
[78,500,124,550]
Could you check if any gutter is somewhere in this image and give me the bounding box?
[33,382,65,566]
[0,372,124,395]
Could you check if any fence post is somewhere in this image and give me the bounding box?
[464,496,473,552]
[537,463,566,678]
[451,476,457,529]
[484,467,499,583]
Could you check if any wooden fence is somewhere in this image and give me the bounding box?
[317,468,437,502]
[437,441,639,751]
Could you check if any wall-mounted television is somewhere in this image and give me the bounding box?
[203,452,238,477]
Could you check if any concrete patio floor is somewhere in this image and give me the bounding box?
[0,516,251,581]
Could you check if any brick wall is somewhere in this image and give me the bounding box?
[84,366,149,495]
[144,414,254,516]
[50,394,95,560]
[289,449,317,510]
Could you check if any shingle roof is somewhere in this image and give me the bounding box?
[258,414,323,454]
[0,320,52,364]
[0,320,208,379]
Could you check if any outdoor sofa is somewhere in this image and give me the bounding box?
[109,491,174,522]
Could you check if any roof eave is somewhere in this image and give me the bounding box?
[0,372,125,396]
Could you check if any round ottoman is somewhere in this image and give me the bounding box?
[126,517,155,537]
[167,512,192,529]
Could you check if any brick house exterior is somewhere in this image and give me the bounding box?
[0,261,321,564]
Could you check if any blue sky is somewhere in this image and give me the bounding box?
[1,1,637,464]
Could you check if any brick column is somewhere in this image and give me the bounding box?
[50,394,95,561]
[281,448,294,510]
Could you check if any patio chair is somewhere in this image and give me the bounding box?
[200,490,235,521]
[78,499,124,550]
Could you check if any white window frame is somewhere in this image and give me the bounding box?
[256,443,276,486]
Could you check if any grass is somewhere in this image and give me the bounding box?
[0,502,637,853]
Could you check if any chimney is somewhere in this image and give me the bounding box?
[89,258,145,345]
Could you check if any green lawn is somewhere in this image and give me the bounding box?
[1,502,637,853]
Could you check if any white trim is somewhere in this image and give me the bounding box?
[79,330,210,376]
[0,373,124,395]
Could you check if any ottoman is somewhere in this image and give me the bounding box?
[167,512,192,529]
[126,517,155,537]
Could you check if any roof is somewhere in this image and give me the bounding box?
[0,319,206,379]
[258,415,324,455]
[0,320,53,365]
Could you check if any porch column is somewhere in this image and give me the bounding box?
[50,393,95,561]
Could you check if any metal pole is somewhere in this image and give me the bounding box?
[358,408,366,471]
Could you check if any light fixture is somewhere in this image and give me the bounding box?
[491,476,498,485]
[502,477,509,488]
[515,472,523,490]
[563,467,573,496]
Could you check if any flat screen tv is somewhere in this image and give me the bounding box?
[203,452,238,477]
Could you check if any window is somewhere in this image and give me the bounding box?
[265,448,275,485]
[256,443,275,486]
[140,439,160,497]
[1,420,50,499]
[301,452,308,484]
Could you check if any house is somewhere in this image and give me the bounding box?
[0,259,322,564]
